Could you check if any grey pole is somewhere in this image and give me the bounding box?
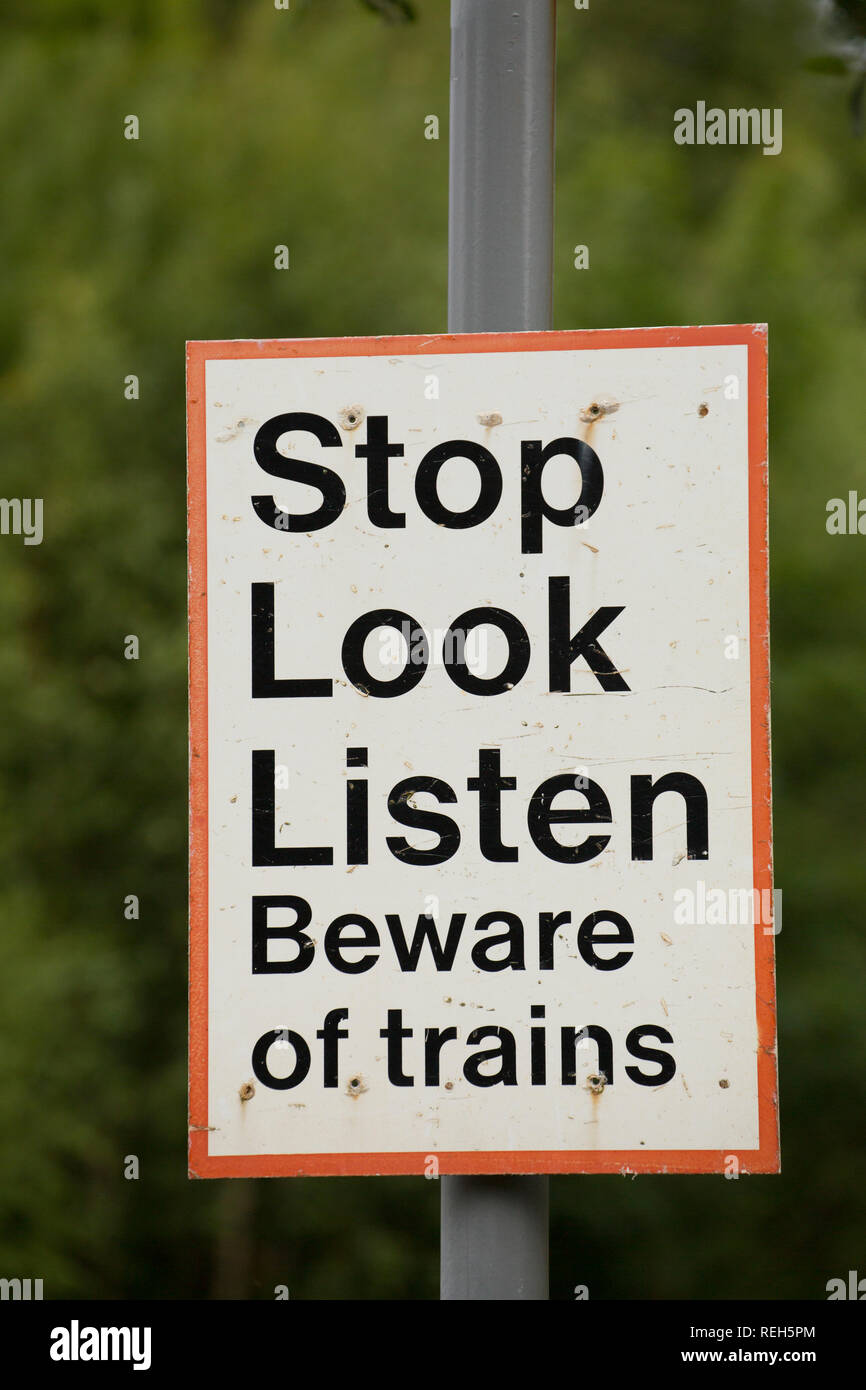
[448,0,555,334]
[441,0,555,1301]
[440,1173,549,1301]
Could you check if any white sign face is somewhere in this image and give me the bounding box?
[187,327,778,1178]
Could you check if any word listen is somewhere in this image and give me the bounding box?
[253,747,710,867]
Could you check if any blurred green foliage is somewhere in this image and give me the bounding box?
[0,0,864,1300]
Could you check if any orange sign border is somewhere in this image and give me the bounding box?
[187,324,777,1178]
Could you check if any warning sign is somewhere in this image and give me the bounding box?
[187,326,778,1177]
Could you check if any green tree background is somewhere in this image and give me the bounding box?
[0,0,863,1299]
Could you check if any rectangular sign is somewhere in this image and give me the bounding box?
[187,326,778,1177]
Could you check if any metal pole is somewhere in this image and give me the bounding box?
[440,1174,549,1301]
[441,0,555,1301]
[448,0,555,334]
